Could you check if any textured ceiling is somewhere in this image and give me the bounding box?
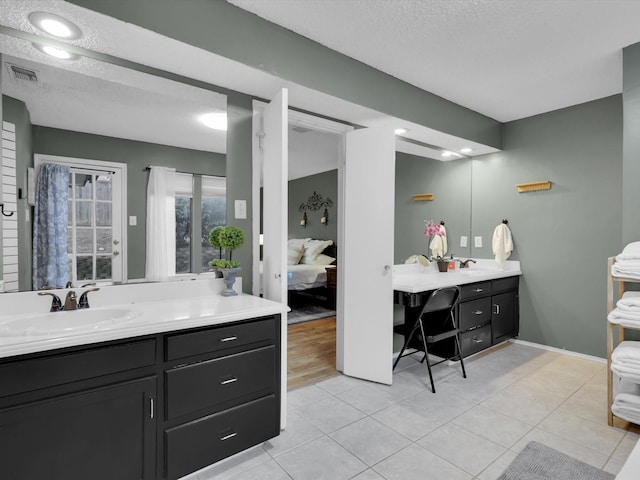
[0,0,501,170]
[228,0,640,122]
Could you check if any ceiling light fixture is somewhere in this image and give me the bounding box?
[199,112,228,131]
[460,147,473,154]
[394,128,408,135]
[441,151,454,158]
[33,43,78,60]
[28,11,82,39]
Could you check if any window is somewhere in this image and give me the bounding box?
[174,174,226,274]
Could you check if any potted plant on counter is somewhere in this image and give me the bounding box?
[208,225,245,296]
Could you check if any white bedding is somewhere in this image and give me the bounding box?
[287,264,327,290]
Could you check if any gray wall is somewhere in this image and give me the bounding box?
[623,43,640,244]
[471,95,623,357]
[288,169,338,245]
[394,153,472,263]
[30,124,226,282]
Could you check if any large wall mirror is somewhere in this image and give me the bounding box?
[1,34,227,291]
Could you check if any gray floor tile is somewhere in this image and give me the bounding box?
[329,416,411,466]
[275,436,367,480]
[195,445,272,480]
[475,449,518,480]
[314,374,367,395]
[336,383,400,414]
[452,404,532,448]
[417,422,505,476]
[288,384,332,410]
[295,395,366,433]
[351,469,385,480]
[373,443,471,480]
[227,459,291,480]
[372,399,448,441]
[401,382,477,422]
[263,411,323,458]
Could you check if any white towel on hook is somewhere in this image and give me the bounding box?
[429,225,447,259]
[492,223,513,268]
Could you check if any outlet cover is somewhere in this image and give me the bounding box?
[474,236,483,248]
[234,199,247,219]
[460,236,468,248]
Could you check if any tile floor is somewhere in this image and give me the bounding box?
[184,342,638,480]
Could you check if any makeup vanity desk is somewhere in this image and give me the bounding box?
[393,260,522,358]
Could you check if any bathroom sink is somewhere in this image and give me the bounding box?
[0,308,142,337]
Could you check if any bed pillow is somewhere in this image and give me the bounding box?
[308,254,336,266]
[287,238,307,265]
[301,239,333,264]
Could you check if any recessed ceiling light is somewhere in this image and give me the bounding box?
[199,112,227,131]
[33,43,78,60]
[29,12,82,40]
[441,151,454,158]
[394,128,408,135]
[460,147,473,154]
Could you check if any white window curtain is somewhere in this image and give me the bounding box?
[145,166,177,281]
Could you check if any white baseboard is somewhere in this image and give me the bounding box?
[509,338,606,364]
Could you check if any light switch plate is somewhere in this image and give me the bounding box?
[474,236,483,248]
[235,199,247,219]
[460,236,468,248]
[129,216,137,226]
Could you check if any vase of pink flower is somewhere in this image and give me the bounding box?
[424,220,448,272]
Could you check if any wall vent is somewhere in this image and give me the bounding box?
[6,64,38,83]
[290,125,312,134]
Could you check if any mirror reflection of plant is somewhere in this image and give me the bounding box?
[208,225,245,269]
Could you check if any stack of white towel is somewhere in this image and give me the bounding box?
[611,341,640,424]
[612,242,640,278]
[608,291,640,328]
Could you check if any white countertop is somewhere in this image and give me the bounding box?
[0,278,288,359]
[393,259,521,294]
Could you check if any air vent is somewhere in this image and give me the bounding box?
[6,64,38,83]
[290,125,312,134]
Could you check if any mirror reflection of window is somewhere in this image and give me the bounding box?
[67,171,114,284]
[173,174,226,274]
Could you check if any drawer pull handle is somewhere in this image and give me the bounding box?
[220,377,238,385]
[473,338,484,344]
[472,288,484,293]
[220,336,238,342]
[472,310,483,315]
[219,432,237,441]
[494,304,500,315]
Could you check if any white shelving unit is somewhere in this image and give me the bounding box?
[607,256,640,426]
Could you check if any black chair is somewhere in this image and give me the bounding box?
[393,286,466,393]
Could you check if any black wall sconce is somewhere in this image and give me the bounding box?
[321,208,328,225]
[299,190,332,228]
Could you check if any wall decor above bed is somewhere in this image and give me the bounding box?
[299,190,333,213]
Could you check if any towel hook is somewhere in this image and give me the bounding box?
[502,219,509,224]
[440,220,445,225]
[1,204,14,217]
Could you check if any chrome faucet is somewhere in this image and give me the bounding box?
[458,259,477,269]
[79,288,100,309]
[64,291,78,310]
[38,292,63,312]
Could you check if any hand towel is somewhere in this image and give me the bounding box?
[618,291,640,309]
[616,241,640,261]
[492,223,513,268]
[612,341,640,363]
[429,225,447,259]
[611,363,640,383]
[612,401,640,425]
[612,259,640,279]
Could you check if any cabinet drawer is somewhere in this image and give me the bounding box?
[0,339,156,398]
[166,345,275,420]
[460,281,491,301]
[166,317,276,361]
[458,298,491,331]
[460,325,491,357]
[492,276,519,294]
[165,394,279,480]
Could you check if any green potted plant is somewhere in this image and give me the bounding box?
[208,225,245,296]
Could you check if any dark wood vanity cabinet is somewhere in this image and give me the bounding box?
[0,314,281,480]
[457,276,519,357]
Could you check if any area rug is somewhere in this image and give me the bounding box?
[288,305,336,325]
[498,441,614,480]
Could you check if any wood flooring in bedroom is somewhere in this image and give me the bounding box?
[287,316,338,390]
